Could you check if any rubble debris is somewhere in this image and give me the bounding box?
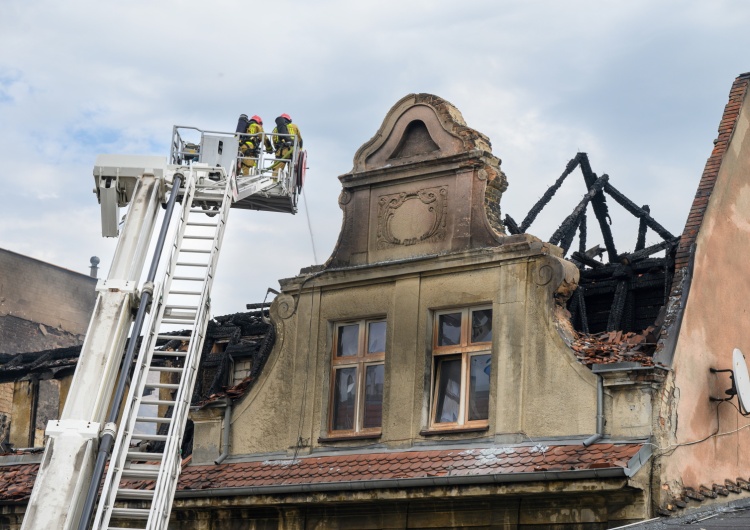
[570,326,659,366]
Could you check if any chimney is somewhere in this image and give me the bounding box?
[89,256,100,278]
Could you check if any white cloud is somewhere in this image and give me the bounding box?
[1,0,749,315]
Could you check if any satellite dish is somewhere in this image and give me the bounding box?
[733,348,750,414]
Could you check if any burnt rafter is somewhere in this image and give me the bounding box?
[578,155,618,262]
[520,153,584,232]
[549,174,609,247]
[508,153,681,338]
[603,182,674,241]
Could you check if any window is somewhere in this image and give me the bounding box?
[329,319,386,435]
[430,307,492,429]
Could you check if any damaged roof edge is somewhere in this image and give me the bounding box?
[655,72,750,366]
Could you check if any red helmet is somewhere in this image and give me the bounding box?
[250,115,263,125]
[280,113,292,122]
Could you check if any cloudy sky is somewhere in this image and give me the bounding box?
[2,0,749,316]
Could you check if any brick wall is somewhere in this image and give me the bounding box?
[0,383,12,415]
[673,73,750,273]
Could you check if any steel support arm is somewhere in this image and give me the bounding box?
[21,175,163,530]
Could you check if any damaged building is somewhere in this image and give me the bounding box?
[2,72,750,528]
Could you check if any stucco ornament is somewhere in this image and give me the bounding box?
[376,186,448,248]
[338,190,352,206]
[274,293,297,320]
[534,256,580,301]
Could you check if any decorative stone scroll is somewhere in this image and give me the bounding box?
[376,186,448,249]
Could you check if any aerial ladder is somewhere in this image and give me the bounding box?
[20,126,306,530]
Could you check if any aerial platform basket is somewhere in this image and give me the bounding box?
[170,125,306,215]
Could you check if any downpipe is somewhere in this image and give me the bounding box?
[77,173,184,530]
[583,374,604,447]
[214,397,233,465]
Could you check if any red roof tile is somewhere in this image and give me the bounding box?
[174,442,643,493]
[0,442,644,502]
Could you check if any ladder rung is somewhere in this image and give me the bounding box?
[153,350,187,357]
[110,507,152,519]
[156,334,191,340]
[186,221,219,227]
[108,527,146,530]
[175,262,208,267]
[144,382,180,390]
[127,451,164,461]
[165,304,198,310]
[136,415,173,424]
[140,399,176,407]
[172,275,205,281]
[149,366,184,373]
[182,235,215,240]
[179,248,211,253]
[161,318,195,324]
[168,290,202,295]
[116,488,156,500]
[132,433,169,442]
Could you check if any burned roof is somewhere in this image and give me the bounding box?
[504,152,677,367]
[0,309,275,407]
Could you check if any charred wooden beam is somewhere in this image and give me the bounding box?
[578,155,618,263]
[622,238,679,264]
[607,280,629,331]
[520,154,582,232]
[578,212,587,255]
[570,251,604,269]
[559,211,584,256]
[504,214,522,235]
[603,182,675,240]
[574,287,589,333]
[550,174,608,246]
[635,205,650,251]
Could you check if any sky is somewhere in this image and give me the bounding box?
[1,0,749,316]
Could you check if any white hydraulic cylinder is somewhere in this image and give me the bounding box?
[21,174,164,530]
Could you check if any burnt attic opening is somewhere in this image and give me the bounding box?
[504,152,678,337]
[388,119,440,160]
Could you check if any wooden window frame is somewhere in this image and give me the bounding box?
[328,318,386,437]
[429,306,492,430]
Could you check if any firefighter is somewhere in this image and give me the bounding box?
[238,115,270,175]
[269,114,303,175]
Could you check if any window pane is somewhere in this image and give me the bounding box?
[437,313,462,346]
[337,324,359,357]
[434,357,462,423]
[367,321,386,354]
[471,309,492,343]
[362,364,384,429]
[468,354,491,421]
[332,367,357,430]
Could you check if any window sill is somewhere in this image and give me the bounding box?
[420,425,489,436]
[318,432,382,443]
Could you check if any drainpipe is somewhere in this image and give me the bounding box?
[583,374,604,447]
[215,397,232,464]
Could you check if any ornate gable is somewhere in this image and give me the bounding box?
[327,93,509,268]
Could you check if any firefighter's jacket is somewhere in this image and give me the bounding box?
[242,122,271,152]
[272,123,303,151]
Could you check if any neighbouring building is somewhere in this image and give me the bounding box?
[2,73,750,529]
[0,249,97,450]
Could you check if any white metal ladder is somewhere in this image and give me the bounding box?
[93,167,234,530]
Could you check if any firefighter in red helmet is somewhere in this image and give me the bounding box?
[236,114,271,175]
[270,114,303,175]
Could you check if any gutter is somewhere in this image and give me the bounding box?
[174,466,632,499]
